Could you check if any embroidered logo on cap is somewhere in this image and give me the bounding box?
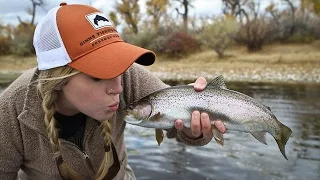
[86,12,113,30]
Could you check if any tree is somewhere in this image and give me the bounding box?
[108,11,120,28]
[116,0,141,34]
[301,0,320,15]
[0,23,13,55]
[312,0,320,14]
[282,0,297,35]
[18,0,45,26]
[146,0,170,30]
[174,0,194,31]
[222,0,250,24]
[198,17,239,58]
[233,0,276,52]
[11,0,44,56]
[11,23,36,56]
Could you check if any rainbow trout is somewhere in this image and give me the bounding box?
[124,76,292,159]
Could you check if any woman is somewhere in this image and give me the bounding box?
[0,3,226,180]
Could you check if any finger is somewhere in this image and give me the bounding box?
[214,120,226,133]
[200,113,213,139]
[174,119,184,131]
[194,77,207,92]
[191,111,201,137]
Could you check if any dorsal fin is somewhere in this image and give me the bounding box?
[264,105,271,111]
[207,75,227,89]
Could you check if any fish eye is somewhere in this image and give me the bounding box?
[128,104,134,110]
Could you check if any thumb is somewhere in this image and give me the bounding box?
[194,77,207,92]
[174,119,184,131]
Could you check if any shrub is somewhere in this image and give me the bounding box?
[198,16,239,58]
[10,24,35,56]
[148,35,166,53]
[286,34,317,43]
[234,17,276,52]
[0,24,13,55]
[272,11,320,43]
[10,33,34,56]
[122,30,158,50]
[160,31,200,57]
[0,35,12,55]
[121,23,200,58]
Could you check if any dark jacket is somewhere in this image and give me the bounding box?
[0,64,210,179]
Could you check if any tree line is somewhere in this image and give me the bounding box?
[0,0,319,58]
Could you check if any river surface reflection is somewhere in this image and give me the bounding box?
[124,82,320,180]
[1,82,319,180]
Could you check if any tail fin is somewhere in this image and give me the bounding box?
[275,123,292,160]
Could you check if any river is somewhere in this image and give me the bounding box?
[1,82,319,180]
[124,82,320,180]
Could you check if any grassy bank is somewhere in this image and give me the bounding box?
[1,43,320,84]
[147,43,320,84]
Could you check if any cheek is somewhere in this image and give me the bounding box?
[63,82,107,111]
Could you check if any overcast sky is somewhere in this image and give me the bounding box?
[0,0,225,26]
[0,0,291,27]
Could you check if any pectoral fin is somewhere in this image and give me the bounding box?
[155,129,164,146]
[250,131,267,145]
[212,124,224,146]
[150,112,163,122]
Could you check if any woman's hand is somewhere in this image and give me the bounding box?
[174,77,226,141]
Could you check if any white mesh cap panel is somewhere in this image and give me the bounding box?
[33,6,72,70]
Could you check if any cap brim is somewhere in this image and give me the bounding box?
[68,42,155,79]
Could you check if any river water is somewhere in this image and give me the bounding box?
[124,82,320,180]
[1,82,319,180]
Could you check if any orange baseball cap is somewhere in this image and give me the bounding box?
[33,3,155,79]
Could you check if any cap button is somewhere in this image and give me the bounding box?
[60,2,67,6]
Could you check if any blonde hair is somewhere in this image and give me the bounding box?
[36,66,113,180]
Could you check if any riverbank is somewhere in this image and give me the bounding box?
[148,43,320,85]
[0,43,320,85]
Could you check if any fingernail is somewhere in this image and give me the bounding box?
[201,113,208,119]
[176,121,183,131]
[193,111,200,118]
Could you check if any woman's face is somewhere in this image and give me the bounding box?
[55,73,122,122]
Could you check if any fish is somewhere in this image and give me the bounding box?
[124,75,293,159]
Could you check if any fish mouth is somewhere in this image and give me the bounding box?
[146,102,153,119]
[124,115,143,124]
[124,100,153,124]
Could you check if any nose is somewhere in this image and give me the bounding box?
[106,76,123,94]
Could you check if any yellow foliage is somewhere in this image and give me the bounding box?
[116,0,140,34]
[301,0,320,15]
[146,0,169,30]
[314,0,320,14]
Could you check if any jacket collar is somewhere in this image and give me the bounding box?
[17,68,48,137]
[17,69,103,138]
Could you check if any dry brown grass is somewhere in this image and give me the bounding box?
[145,43,320,83]
[0,43,319,84]
[146,44,319,70]
[1,43,318,71]
[155,43,320,64]
[0,55,37,71]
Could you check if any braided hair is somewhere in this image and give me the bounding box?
[37,66,113,179]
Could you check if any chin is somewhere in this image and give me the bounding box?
[94,113,114,122]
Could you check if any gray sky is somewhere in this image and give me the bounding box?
[0,0,288,26]
[0,0,224,26]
